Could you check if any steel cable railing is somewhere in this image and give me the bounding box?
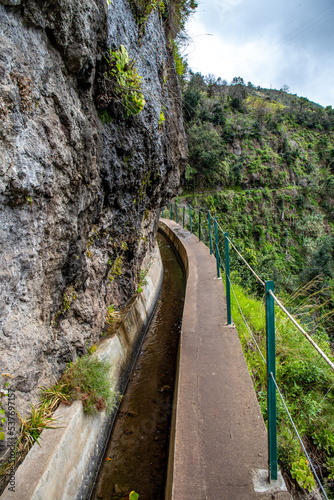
[161,201,334,497]
[269,290,334,373]
[227,237,265,287]
[271,374,329,500]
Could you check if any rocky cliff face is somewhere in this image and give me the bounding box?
[0,0,186,422]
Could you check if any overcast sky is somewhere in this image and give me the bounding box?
[185,0,334,107]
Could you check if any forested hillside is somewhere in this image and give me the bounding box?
[178,72,334,496]
[180,73,334,332]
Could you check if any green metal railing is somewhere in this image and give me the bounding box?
[161,201,333,496]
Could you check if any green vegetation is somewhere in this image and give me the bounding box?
[106,45,145,116]
[182,189,334,321]
[0,354,116,493]
[48,355,116,415]
[229,278,334,494]
[40,355,116,416]
[97,45,145,117]
[137,265,150,293]
[180,73,334,336]
[98,109,113,123]
[15,403,59,451]
[0,374,12,442]
[62,285,77,312]
[177,72,334,495]
[172,39,186,77]
[108,255,123,283]
[106,304,119,325]
[159,109,165,126]
[128,0,197,36]
[129,0,165,31]
[183,73,334,193]
[51,285,78,327]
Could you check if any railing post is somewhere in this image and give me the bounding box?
[189,205,192,233]
[224,233,232,325]
[183,206,185,228]
[169,202,172,220]
[175,200,178,224]
[208,212,213,255]
[199,210,202,241]
[214,218,220,278]
[266,281,278,482]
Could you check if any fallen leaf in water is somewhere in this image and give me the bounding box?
[124,429,134,435]
[160,385,171,392]
[126,410,138,417]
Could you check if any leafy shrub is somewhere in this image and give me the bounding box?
[98,45,145,116]
[43,355,116,415]
[295,213,325,238]
[128,0,165,31]
[291,458,315,492]
[15,403,58,451]
[302,236,334,282]
[228,280,334,494]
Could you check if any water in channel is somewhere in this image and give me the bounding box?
[91,232,186,500]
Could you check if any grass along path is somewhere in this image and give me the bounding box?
[228,273,334,497]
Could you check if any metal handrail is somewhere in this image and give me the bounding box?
[161,201,334,495]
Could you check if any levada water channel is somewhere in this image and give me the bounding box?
[91,232,186,500]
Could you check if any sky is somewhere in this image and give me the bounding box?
[184,0,334,107]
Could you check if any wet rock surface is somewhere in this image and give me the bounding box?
[0,0,186,437]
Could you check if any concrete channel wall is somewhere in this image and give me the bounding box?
[159,219,291,500]
[1,244,163,500]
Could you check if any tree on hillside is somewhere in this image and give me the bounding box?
[186,122,227,189]
[280,84,290,93]
[231,76,245,86]
[228,82,247,112]
[205,74,217,98]
[182,72,206,121]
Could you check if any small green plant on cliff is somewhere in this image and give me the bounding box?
[62,285,77,312]
[15,403,59,452]
[108,255,123,283]
[159,109,165,127]
[51,285,77,327]
[42,355,116,415]
[98,109,113,123]
[0,374,12,442]
[0,357,116,494]
[172,39,186,77]
[87,342,97,355]
[106,304,120,325]
[137,264,151,293]
[0,398,59,493]
[104,45,145,116]
[121,241,129,251]
[128,0,164,31]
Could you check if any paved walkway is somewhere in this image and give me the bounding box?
[160,219,291,500]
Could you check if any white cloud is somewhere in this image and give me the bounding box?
[185,16,281,88]
[184,0,334,107]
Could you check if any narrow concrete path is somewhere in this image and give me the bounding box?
[160,219,291,500]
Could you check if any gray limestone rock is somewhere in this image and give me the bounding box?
[0,0,186,438]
